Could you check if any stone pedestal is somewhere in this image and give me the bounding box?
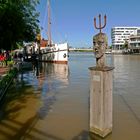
[89,66,114,137]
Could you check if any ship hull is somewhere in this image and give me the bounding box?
[41,43,68,64]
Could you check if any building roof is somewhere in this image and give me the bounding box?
[112,26,140,29]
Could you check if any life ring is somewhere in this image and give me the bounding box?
[63,53,67,58]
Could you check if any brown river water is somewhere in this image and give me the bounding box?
[0,52,140,140]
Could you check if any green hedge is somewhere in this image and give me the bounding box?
[0,67,18,92]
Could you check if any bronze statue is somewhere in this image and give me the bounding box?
[93,14,108,67]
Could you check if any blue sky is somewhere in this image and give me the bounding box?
[37,0,140,48]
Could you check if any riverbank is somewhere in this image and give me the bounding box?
[69,49,140,55]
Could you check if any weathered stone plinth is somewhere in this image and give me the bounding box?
[89,66,114,137]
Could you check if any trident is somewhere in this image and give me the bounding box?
[94,14,107,33]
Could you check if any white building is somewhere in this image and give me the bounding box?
[129,35,140,53]
[111,27,140,49]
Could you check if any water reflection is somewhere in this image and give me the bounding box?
[25,63,70,119]
[18,63,69,92]
[36,63,69,92]
[0,63,69,139]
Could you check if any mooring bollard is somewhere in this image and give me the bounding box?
[89,14,114,137]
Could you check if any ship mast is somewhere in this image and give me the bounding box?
[47,0,51,46]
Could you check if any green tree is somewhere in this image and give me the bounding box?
[0,0,40,50]
[123,40,129,50]
[109,45,112,49]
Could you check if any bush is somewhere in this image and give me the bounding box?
[0,67,18,91]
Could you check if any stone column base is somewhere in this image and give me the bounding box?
[90,126,112,138]
[89,66,114,138]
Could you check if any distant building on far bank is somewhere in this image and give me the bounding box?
[129,35,140,53]
[111,27,140,50]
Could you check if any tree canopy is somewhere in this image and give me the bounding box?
[0,0,40,50]
[123,40,129,49]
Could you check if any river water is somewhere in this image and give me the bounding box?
[0,52,140,140]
